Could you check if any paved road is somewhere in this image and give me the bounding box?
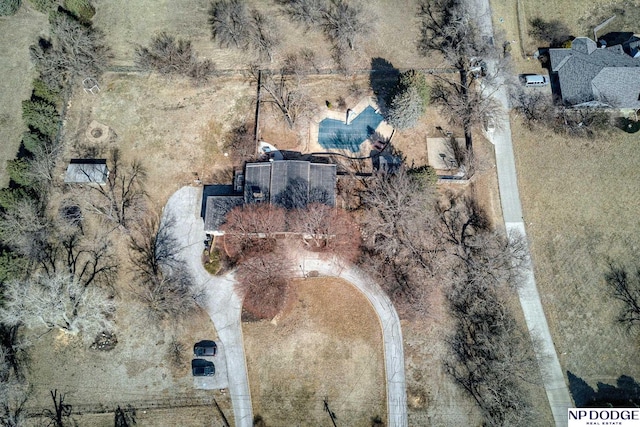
[163,186,408,427]
[296,255,408,427]
[467,0,574,425]
[163,187,254,427]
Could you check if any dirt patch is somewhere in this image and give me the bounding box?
[243,277,386,426]
[0,6,49,187]
[511,116,640,394]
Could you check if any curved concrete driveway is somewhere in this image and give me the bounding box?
[295,255,408,427]
[164,187,253,427]
[468,0,574,424]
[163,186,408,427]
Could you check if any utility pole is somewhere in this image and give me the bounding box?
[323,397,338,427]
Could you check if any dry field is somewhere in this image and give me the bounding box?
[23,298,228,424]
[0,6,48,187]
[93,0,436,70]
[62,72,253,207]
[511,117,640,396]
[242,277,386,426]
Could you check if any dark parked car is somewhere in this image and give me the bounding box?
[191,359,215,376]
[194,340,217,357]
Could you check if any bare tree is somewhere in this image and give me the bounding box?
[417,0,496,152]
[223,122,257,164]
[605,262,640,329]
[247,9,281,62]
[0,197,51,261]
[79,148,147,230]
[128,215,205,322]
[135,33,215,84]
[558,107,612,139]
[0,273,115,339]
[509,88,555,130]
[253,67,317,129]
[43,389,74,427]
[283,48,319,74]
[209,0,250,49]
[322,0,368,52]
[358,170,440,316]
[434,189,538,426]
[282,0,326,28]
[0,344,29,427]
[283,0,371,70]
[431,74,502,158]
[235,251,293,320]
[30,11,110,89]
[26,138,63,195]
[39,227,118,290]
[220,203,287,259]
[209,0,280,61]
[288,203,361,263]
[445,278,539,427]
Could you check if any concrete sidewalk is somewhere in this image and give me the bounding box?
[465,0,575,423]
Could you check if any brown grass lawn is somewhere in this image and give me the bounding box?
[243,277,386,426]
[62,72,254,208]
[512,117,640,394]
[93,0,436,70]
[23,298,228,424]
[0,6,48,187]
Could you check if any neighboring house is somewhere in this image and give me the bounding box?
[549,37,640,113]
[203,160,337,235]
[64,159,109,185]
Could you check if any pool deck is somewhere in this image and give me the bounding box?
[308,97,393,155]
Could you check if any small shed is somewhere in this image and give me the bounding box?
[64,159,109,185]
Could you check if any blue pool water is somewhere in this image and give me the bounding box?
[318,106,384,152]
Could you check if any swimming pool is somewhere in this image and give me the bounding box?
[317,106,384,152]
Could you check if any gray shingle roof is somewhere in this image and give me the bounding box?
[64,159,109,184]
[204,160,337,232]
[549,37,640,108]
[244,163,271,203]
[591,67,640,109]
[203,195,244,233]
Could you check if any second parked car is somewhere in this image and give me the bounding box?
[191,359,215,376]
[194,340,217,357]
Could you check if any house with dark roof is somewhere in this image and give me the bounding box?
[549,37,640,113]
[64,159,109,185]
[203,160,337,234]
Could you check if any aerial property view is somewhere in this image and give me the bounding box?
[0,0,639,425]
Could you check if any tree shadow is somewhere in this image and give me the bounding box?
[568,371,640,407]
[599,32,634,49]
[369,58,399,116]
